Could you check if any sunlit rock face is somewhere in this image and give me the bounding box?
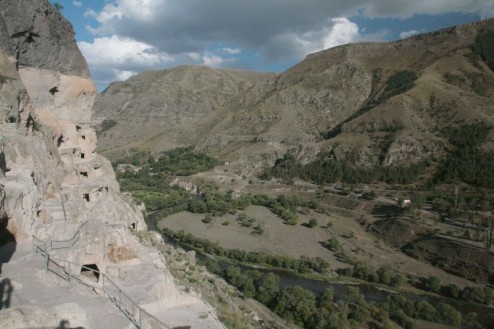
[0,2,224,327]
[0,0,139,242]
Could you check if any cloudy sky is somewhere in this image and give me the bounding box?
[52,0,494,91]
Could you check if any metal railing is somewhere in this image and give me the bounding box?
[32,225,171,329]
[32,221,88,254]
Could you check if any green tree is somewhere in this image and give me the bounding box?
[377,267,392,285]
[317,288,335,309]
[256,272,280,306]
[443,284,460,299]
[436,303,462,327]
[274,286,317,326]
[422,275,441,293]
[391,273,408,287]
[415,300,437,322]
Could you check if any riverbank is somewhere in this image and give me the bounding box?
[160,229,494,329]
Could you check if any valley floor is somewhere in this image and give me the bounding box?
[158,205,475,288]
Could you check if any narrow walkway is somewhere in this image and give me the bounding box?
[0,241,133,329]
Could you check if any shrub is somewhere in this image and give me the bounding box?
[202,214,213,223]
[308,218,318,228]
[326,236,341,252]
[252,223,265,235]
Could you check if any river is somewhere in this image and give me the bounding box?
[161,235,494,328]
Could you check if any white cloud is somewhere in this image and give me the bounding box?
[187,52,201,62]
[114,69,137,81]
[268,17,362,60]
[84,1,492,60]
[73,1,82,8]
[400,30,419,39]
[78,35,173,67]
[200,52,238,67]
[222,47,241,55]
[78,35,175,89]
[86,0,163,35]
[323,18,360,49]
[202,54,224,67]
[81,0,493,89]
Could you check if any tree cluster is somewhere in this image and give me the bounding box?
[386,294,462,328]
[206,260,471,329]
[344,263,494,307]
[149,146,219,176]
[341,262,408,288]
[262,154,428,185]
[163,228,329,273]
[436,124,494,188]
[472,28,494,70]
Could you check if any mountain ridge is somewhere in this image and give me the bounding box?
[96,18,494,179]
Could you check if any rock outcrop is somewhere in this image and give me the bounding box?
[0,1,224,328]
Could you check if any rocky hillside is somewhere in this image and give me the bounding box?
[96,66,274,155]
[96,19,494,178]
[0,1,224,327]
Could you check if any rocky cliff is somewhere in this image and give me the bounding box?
[96,19,494,176]
[0,1,224,328]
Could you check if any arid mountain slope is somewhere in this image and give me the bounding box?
[96,66,274,156]
[96,19,494,175]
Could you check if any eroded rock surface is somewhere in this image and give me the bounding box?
[0,1,225,328]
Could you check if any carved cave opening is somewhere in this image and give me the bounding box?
[57,135,64,148]
[80,264,100,283]
[48,86,59,95]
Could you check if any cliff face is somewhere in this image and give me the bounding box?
[0,0,127,242]
[0,1,223,327]
[96,19,494,175]
[0,0,94,125]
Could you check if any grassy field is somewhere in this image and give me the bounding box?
[158,204,473,287]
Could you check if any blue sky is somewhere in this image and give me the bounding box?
[50,1,494,91]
